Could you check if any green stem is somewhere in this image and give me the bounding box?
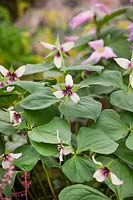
[41,161,57,200]
[115,187,121,200]
[34,168,46,196]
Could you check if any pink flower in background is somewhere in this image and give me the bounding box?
[53,74,80,103]
[92,155,124,185]
[0,65,26,84]
[64,36,79,42]
[128,23,133,42]
[114,57,133,88]
[69,10,94,29]
[0,153,22,169]
[82,39,116,64]
[40,41,74,68]
[57,129,72,163]
[10,111,22,126]
[94,3,110,14]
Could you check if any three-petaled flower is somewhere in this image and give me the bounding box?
[0,65,26,84]
[114,57,133,88]
[0,153,22,169]
[40,41,74,69]
[10,111,22,127]
[57,129,73,163]
[82,39,116,64]
[92,155,124,185]
[53,74,80,103]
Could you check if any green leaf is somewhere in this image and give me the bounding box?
[75,35,96,48]
[115,140,133,165]
[28,117,71,145]
[77,127,118,154]
[62,156,95,183]
[20,88,61,110]
[13,81,45,93]
[14,145,40,171]
[107,159,133,199]
[95,109,128,141]
[110,90,133,112]
[81,70,125,89]
[126,132,133,151]
[30,140,58,156]
[61,65,104,73]
[59,184,110,200]
[0,110,15,135]
[24,106,59,126]
[59,96,102,121]
[24,63,54,75]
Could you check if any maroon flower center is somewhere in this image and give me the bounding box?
[62,87,73,96]
[101,167,110,177]
[13,112,21,123]
[7,72,17,82]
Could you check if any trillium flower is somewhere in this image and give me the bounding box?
[10,111,21,126]
[92,155,124,185]
[114,58,133,88]
[57,129,72,163]
[69,10,94,29]
[0,65,26,84]
[0,153,22,169]
[53,74,80,103]
[40,41,74,68]
[82,39,117,64]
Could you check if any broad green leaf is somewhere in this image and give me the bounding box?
[13,81,45,93]
[0,110,15,135]
[115,140,133,165]
[81,70,125,89]
[24,63,54,75]
[75,34,96,48]
[42,156,60,169]
[62,156,95,183]
[24,106,59,126]
[77,127,118,154]
[95,109,128,141]
[0,93,18,108]
[59,184,110,200]
[28,117,71,145]
[30,140,58,156]
[14,145,40,171]
[110,90,133,112]
[59,96,102,121]
[120,111,133,129]
[20,88,61,110]
[61,65,104,73]
[107,160,133,199]
[126,132,133,151]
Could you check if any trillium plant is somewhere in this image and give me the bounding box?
[0,2,133,200]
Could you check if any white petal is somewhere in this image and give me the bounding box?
[2,160,10,169]
[14,65,26,78]
[61,42,75,52]
[9,111,15,123]
[70,92,80,103]
[53,91,64,98]
[40,41,56,50]
[57,129,61,143]
[130,72,133,88]
[0,65,9,76]
[110,172,124,185]
[65,74,73,88]
[10,153,22,159]
[93,169,107,182]
[6,86,14,92]
[92,155,103,166]
[63,146,72,155]
[59,149,64,162]
[114,58,131,69]
[54,55,62,68]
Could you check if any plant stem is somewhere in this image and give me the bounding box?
[34,168,46,196]
[41,161,57,200]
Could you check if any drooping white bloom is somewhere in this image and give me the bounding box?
[114,58,132,69]
[56,129,72,163]
[0,65,26,84]
[40,41,74,68]
[53,74,80,103]
[0,153,22,169]
[92,155,124,185]
[9,111,21,126]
